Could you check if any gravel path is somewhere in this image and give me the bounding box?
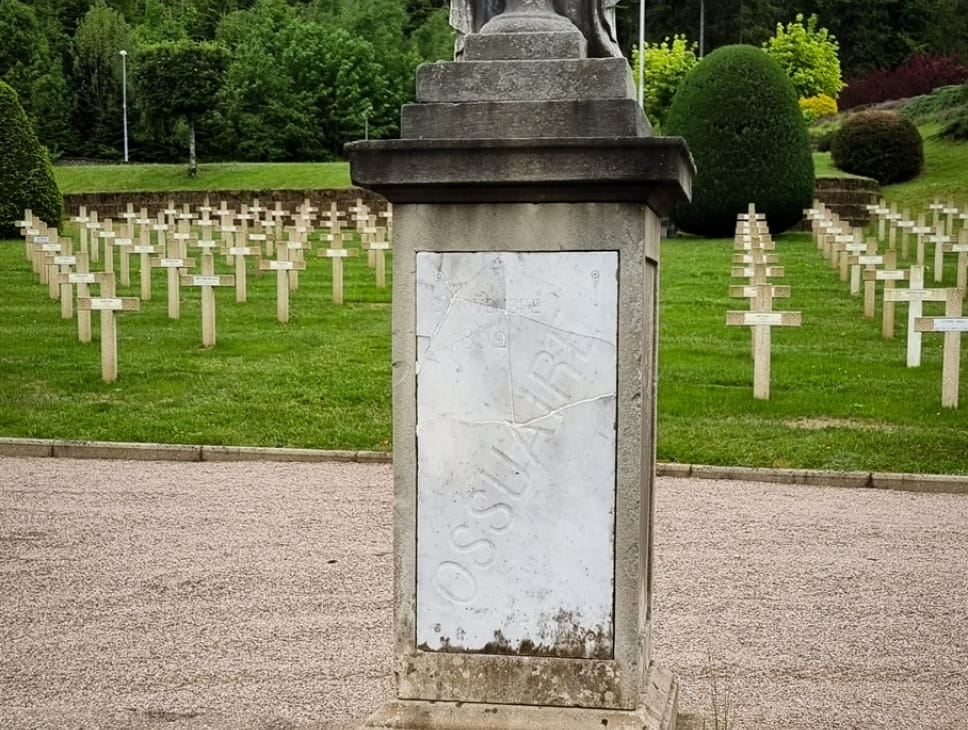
[2,457,966,729]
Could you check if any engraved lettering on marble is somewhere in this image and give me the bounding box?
[415,251,618,659]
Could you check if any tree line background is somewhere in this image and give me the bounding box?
[2,0,966,164]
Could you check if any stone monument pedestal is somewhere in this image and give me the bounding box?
[345,25,693,730]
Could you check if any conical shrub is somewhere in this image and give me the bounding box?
[0,81,63,237]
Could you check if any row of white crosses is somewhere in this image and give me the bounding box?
[16,211,140,382]
[805,202,967,407]
[726,204,802,400]
[15,197,393,382]
[867,198,968,285]
[807,205,892,321]
[316,200,393,303]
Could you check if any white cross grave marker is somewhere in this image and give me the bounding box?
[259,243,307,323]
[884,265,950,367]
[363,226,392,289]
[927,225,951,283]
[726,287,802,400]
[864,250,907,337]
[915,288,966,407]
[54,252,93,342]
[951,229,968,291]
[76,272,140,382]
[180,252,235,348]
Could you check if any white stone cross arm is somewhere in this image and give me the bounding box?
[180,273,235,288]
[726,311,802,327]
[76,296,141,312]
[728,284,791,300]
[731,265,784,280]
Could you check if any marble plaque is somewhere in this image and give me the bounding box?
[415,251,618,659]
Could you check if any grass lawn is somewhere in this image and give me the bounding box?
[659,233,967,474]
[54,161,352,194]
[881,125,968,211]
[2,226,967,474]
[15,119,966,473]
[811,152,864,179]
[0,231,391,450]
[812,122,968,210]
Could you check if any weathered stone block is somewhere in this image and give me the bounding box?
[400,99,650,139]
[464,30,586,60]
[416,58,636,103]
[345,137,693,210]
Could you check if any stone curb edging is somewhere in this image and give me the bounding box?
[0,438,391,465]
[2,438,967,494]
[656,462,968,495]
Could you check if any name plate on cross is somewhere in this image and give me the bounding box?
[185,274,232,287]
[78,297,140,312]
[67,273,97,284]
[916,318,968,332]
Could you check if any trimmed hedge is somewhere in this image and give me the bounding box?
[0,81,62,236]
[830,110,923,184]
[664,45,815,237]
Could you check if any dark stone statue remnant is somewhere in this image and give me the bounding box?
[451,0,622,58]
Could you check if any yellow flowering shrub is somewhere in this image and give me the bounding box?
[800,93,839,123]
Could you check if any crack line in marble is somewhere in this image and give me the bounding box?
[426,392,614,430]
[510,312,616,349]
[426,259,488,342]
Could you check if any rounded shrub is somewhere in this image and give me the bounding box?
[664,45,815,237]
[830,110,923,184]
[0,81,63,237]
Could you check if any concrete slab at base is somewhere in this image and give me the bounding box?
[362,664,677,730]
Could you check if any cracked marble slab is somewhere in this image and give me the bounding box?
[414,251,618,658]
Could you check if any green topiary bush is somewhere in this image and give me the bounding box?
[0,81,63,237]
[830,110,924,184]
[664,45,815,237]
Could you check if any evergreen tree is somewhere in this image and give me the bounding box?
[0,0,73,152]
[0,81,63,235]
[70,0,133,157]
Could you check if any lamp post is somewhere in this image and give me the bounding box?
[699,0,705,56]
[638,0,645,106]
[119,49,129,163]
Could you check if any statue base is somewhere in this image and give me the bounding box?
[360,664,679,730]
[344,25,693,730]
[464,30,587,60]
[480,5,578,35]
